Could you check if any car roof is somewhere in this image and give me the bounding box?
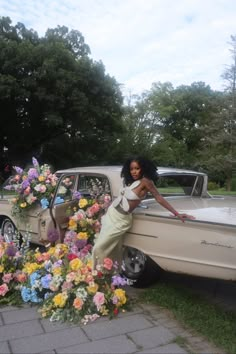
[56,165,206,176]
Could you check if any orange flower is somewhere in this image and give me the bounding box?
[73,297,84,310]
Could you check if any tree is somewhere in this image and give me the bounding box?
[0,17,123,171]
[198,35,236,190]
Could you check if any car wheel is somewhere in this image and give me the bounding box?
[122,246,162,288]
[1,218,19,244]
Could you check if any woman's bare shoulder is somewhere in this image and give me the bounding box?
[141,177,154,186]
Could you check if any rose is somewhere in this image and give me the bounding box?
[103,258,113,270]
[69,258,83,271]
[73,297,84,310]
[93,291,105,309]
[2,273,13,284]
[53,292,68,308]
[0,283,9,296]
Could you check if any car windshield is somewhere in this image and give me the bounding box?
[146,174,199,198]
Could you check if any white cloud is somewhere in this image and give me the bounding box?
[0,0,236,95]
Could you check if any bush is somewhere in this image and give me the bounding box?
[208,181,220,191]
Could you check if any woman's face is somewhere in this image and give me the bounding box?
[130,161,142,180]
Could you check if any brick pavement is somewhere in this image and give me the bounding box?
[0,287,224,354]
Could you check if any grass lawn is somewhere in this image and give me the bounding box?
[139,281,236,354]
[209,189,236,196]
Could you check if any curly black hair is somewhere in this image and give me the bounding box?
[121,156,158,185]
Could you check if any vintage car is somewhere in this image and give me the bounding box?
[0,166,236,287]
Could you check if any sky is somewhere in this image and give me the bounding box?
[0,0,236,96]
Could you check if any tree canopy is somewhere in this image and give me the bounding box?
[0,16,124,171]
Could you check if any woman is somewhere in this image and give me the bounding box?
[92,156,195,269]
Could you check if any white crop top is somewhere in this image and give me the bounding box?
[112,180,141,212]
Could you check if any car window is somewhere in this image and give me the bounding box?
[55,175,76,203]
[150,174,197,197]
[77,174,111,199]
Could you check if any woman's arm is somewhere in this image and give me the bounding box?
[143,178,195,223]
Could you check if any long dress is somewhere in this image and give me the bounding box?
[92,180,141,269]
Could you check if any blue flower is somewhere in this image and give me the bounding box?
[40,198,49,209]
[30,271,40,287]
[41,274,52,289]
[21,286,32,302]
[30,289,42,303]
[55,196,64,204]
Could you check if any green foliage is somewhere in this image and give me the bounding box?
[207,181,219,191]
[231,177,236,191]
[0,16,123,169]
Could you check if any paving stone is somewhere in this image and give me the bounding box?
[128,325,175,350]
[39,351,56,354]
[82,314,153,340]
[0,320,43,342]
[56,334,137,353]
[40,318,77,332]
[10,327,88,354]
[137,343,188,354]
[2,307,40,324]
[0,341,11,354]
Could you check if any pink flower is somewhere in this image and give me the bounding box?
[2,273,13,284]
[0,284,9,296]
[93,292,105,309]
[23,186,31,195]
[62,281,73,291]
[103,258,113,270]
[15,271,27,283]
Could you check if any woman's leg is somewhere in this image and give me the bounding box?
[92,206,132,269]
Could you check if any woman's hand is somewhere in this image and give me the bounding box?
[176,213,196,223]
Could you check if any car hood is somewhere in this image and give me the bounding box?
[136,196,236,226]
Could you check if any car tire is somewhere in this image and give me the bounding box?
[122,246,163,288]
[1,218,20,244]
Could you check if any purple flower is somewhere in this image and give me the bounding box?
[27,168,38,180]
[47,229,59,243]
[75,239,87,250]
[4,185,13,190]
[72,191,82,200]
[111,275,128,286]
[14,166,23,175]
[5,244,17,257]
[32,157,39,168]
[22,179,30,189]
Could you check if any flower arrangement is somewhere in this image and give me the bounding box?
[4,157,58,219]
[19,243,129,324]
[0,236,26,305]
[64,193,111,253]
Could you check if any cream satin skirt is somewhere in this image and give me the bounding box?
[92,205,132,269]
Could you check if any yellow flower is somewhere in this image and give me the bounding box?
[114,288,127,306]
[100,305,109,316]
[23,262,41,275]
[53,293,68,308]
[79,199,88,208]
[77,232,88,240]
[0,265,4,273]
[38,175,45,182]
[87,283,99,294]
[47,247,56,255]
[52,267,62,275]
[68,219,77,230]
[20,202,27,208]
[69,258,83,271]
